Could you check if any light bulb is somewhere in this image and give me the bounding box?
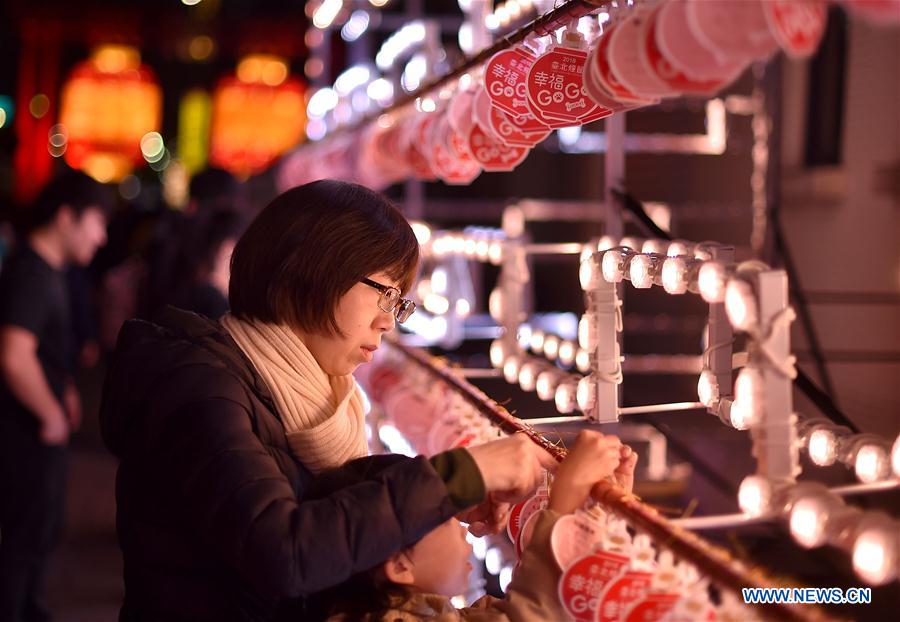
[555,381,577,414]
[698,261,728,303]
[892,434,900,478]
[485,547,503,575]
[576,375,596,413]
[601,248,631,283]
[536,370,561,401]
[854,444,890,484]
[807,428,839,467]
[597,235,617,251]
[488,241,503,265]
[789,494,835,548]
[518,360,541,392]
[620,236,644,251]
[641,239,667,255]
[558,340,576,366]
[489,340,507,368]
[667,240,692,257]
[530,330,545,353]
[543,335,560,360]
[579,253,601,291]
[738,475,772,517]
[697,368,719,407]
[575,348,591,373]
[516,325,532,348]
[852,523,899,585]
[731,367,763,430]
[662,257,690,295]
[578,314,598,350]
[725,278,758,332]
[503,356,522,384]
[629,254,660,288]
[488,288,505,322]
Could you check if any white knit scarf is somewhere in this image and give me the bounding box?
[220,313,369,472]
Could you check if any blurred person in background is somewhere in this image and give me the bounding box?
[170,207,245,320]
[0,170,112,622]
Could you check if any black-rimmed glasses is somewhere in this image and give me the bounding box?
[361,277,416,323]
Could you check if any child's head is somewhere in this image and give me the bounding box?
[304,455,474,620]
[381,516,473,597]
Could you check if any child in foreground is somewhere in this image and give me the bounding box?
[305,430,638,621]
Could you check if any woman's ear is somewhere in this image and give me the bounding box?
[382,551,416,586]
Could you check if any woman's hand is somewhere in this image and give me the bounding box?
[463,434,557,535]
[548,431,624,515]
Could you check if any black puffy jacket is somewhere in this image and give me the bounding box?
[100,308,476,622]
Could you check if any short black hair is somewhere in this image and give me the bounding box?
[229,180,419,335]
[21,169,114,233]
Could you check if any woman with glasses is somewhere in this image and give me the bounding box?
[99,180,556,622]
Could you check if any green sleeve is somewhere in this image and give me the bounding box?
[428,448,486,511]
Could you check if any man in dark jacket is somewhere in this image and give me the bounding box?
[100,307,553,621]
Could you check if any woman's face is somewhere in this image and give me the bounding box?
[298,270,399,376]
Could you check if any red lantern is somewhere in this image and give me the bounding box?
[209,54,306,178]
[59,45,162,183]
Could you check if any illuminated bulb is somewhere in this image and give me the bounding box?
[667,240,692,257]
[488,289,505,322]
[789,494,834,548]
[738,475,772,517]
[576,375,596,413]
[475,239,490,260]
[555,381,577,414]
[423,293,450,315]
[597,235,617,251]
[485,13,500,30]
[496,5,510,26]
[489,340,506,368]
[579,253,601,291]
[629,254,662,289]
[558,340,576,366]
[543,335,560,360]
[488,241,503,265]
[518,361,541,392]
[641,239,667,255]
[725,278,758,332]
[807,428,839,467]
[536,370,561,401]
[697,368,719,407]
[662,257,689,295]
[852,523,899,585]
[731,367,763,430]
[892,435,900,478]
[499,565,514,592]
[503,356,522,384]
[507,0,522,19]
[431,267,448,293]
[455,299,471,316]
[698,261,728,303]
[410,222,431,245]
[620,236,644,251]
[601,248,630,283]
[575,349,591,373]
[854,444,890,484]
[517,325,533,348]
[140,132,165,163]
[529,330,546,354]
[578,314,598,350]
[485,547,502,575]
